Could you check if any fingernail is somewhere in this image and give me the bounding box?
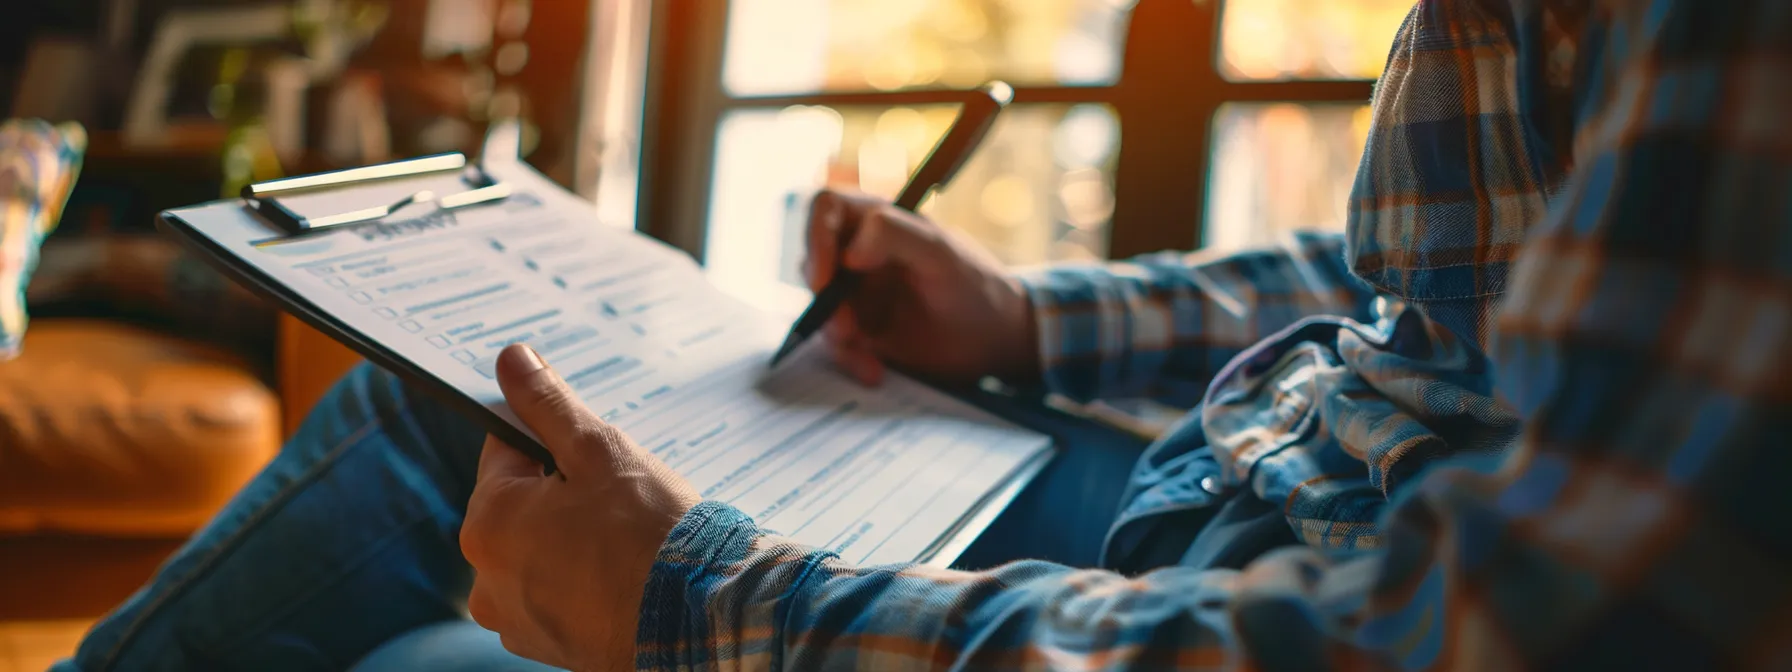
[502,344,546,374]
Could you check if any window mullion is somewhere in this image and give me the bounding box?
[1106,0,1222,259]
[1217,80,1376,103]
[639,0,731,259]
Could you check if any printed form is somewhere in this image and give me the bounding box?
[165,162,1051,567]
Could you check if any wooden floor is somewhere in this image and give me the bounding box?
[0,620,89,671]
[0,535,184,672]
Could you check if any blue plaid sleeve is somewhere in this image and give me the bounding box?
[639,504,1406,670]
[638,501,1266,670]
[634,1,1792,669]
[1017,231,1377,405]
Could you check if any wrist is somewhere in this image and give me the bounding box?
[994,275,1043,386]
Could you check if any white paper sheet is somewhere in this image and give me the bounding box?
[165,160,1051,567]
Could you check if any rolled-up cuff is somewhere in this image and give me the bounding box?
[634,501,762,669]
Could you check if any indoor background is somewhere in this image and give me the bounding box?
[0,0,1406,667]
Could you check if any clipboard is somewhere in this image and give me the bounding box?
[158,156,1065,567]
[163,154,560,472]
[242,153,513,238]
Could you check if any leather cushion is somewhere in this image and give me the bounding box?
[0,319,280,537]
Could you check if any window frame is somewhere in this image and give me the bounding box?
[635,0,1378,264]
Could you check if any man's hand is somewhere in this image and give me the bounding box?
[462,344,701,671]
[805,189,1040,388]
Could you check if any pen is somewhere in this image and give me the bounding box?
[770,81,1014,369]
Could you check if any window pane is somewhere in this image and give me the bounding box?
[1219,0,1411,81]
[1204,103,1371,252]
[723,0,1131,96]
[705,104,1119,299]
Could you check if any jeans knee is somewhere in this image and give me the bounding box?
[291,362,484,473]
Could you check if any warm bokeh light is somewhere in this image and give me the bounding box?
[1219,0,1412,80]
[708,0,1412,294]
[705,104,1120,294]
[723,0,1132,95]
[1205,103,1374,251]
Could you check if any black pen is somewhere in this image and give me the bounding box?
[769,81,1014,369]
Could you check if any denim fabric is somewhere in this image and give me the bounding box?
[52,364,488,671]
[349,621,558,672]
[54,363,1165,670]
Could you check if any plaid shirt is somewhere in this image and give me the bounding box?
[639,0,1792,669]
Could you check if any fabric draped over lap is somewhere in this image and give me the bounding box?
[1200,301,1521,552]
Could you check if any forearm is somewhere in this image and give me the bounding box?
[635,502,1400,671]
[637,502,1243,670]
[1019,231,1376,404]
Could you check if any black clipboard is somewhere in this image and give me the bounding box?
[156,153,1070,567]
[242,153,513,238]
[159,157,558,473]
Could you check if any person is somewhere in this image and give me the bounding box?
[56,0,1792,669]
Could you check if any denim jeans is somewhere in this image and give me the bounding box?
[52,363,1146,671]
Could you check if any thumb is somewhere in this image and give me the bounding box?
[495,344,604,475]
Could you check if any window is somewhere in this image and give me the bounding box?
[1205,0,1408,251]
[1205,103,1373,251]
[639,0,1412,304]
[721,0,1130,95]
[1218,0,1412,81]
[705,103,1119,292]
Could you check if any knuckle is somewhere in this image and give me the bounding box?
[459,512,492,567]
[880,206,938,239]
[568,418,633,462]
[495,633,537,662]
[824,315,858,341]
[809,190,843,225]
[828,190,888,221]
[593,420,635,452]
[466,583,500,628]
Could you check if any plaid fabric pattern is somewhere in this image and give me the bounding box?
[636,0,1792,669]
[1195,297,1519,554]
[1343,0,1578,345]
[1020,230,1378,408]
[0,119,86,359]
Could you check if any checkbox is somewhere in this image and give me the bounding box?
[374,308,398,319]
[428,335,451,348]
[452,350,477,364]
[350,292,373,304]
[400,320,423,333]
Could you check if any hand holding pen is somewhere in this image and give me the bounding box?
[775,82,1043,388]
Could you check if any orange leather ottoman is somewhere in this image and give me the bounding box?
[0,316,365,669]
[0,320,281,537]
[0,319,281,626]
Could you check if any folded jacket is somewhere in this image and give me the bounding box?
[0,119,86,360]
